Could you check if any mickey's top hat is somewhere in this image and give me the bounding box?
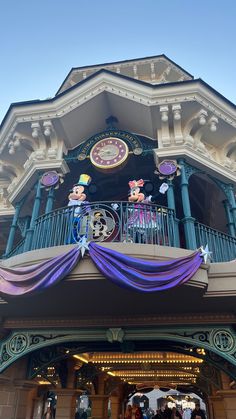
[74,174,92,187]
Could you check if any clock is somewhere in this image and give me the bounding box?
[158,160,177,176]
[90,137,129,169]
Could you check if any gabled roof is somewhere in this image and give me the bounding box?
[56,54,194,95]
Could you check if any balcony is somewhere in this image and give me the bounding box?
[5,202,236,263]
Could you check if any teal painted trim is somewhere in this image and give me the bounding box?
[167,180,180,247]
[167,180,176,211]
[209,177,236,233]
[179,159,192,216]
[195,221,236,262]
[179,159,197,249]
[22,216,31,237]
[223,200,235,237]
[182,216,197,249]
[65,128,145,161]
[228,185,236,232]
[4,200,24,256]
[1,326,236,374]
[24,179,42,252]
[45,187,55,214]
[172,218,180,248]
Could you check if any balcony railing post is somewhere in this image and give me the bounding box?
[179,159,197,250]
[4,199,24,256]
[223,199,235,237]
[228,185,236,234]
[167,179,180,247]
[45,187,55,214]
[24,178,42,252]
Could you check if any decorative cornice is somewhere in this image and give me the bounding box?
[1,75,236,155]
[0,208,15,217]
[4,313,236,329]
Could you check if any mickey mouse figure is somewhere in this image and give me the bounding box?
[68,174,91,214]
[68,174,92,242]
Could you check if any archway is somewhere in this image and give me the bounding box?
[1,326,236,418]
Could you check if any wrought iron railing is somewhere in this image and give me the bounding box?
[6,204,236,263]
[6,238,25,259]
[195,222,236,262]
[7,202,177,257]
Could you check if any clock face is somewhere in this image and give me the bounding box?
[158,160,177,176]
[90,137,129,169]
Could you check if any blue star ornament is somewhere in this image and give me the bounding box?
[200,244,212,264]
[77,236,90,257]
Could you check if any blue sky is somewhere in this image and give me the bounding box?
[0,0,235,124]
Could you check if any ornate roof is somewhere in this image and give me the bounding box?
[56,54,193,95]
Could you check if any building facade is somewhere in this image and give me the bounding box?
[0,55,236,419]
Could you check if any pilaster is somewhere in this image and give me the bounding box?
[0,380,37,419]
[208,395,226,419]
[56,389,78,419]
[110,395,122,419]
[216,390,236,419]
[89,394,109,419]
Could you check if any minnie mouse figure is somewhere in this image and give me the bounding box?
[128,179,168,204]
[127,179,168,243]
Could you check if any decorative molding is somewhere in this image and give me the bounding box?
[1,74,236,157]
[106,328,125,343]
[0,185,14,213]
[1,326,236,373]
[182,161,202,181]
[60,57,192,94]
[172,104,184,145]
[4,313,236,329]
[7,159,69,203]
[153,146,236,183]
[158,105,170,147]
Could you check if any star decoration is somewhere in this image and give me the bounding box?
[77,236,90,257]
[200,244,212,264]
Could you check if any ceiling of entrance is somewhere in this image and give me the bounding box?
[73,351,203,387]
[35,350,204,390]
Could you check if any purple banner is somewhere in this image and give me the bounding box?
[0,243,202,296]
[89,243,202,292]
[0,247,81,296]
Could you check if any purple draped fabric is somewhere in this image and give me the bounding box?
[89,242,202,292]
[0,242,202,296]
[0,247,81,296]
